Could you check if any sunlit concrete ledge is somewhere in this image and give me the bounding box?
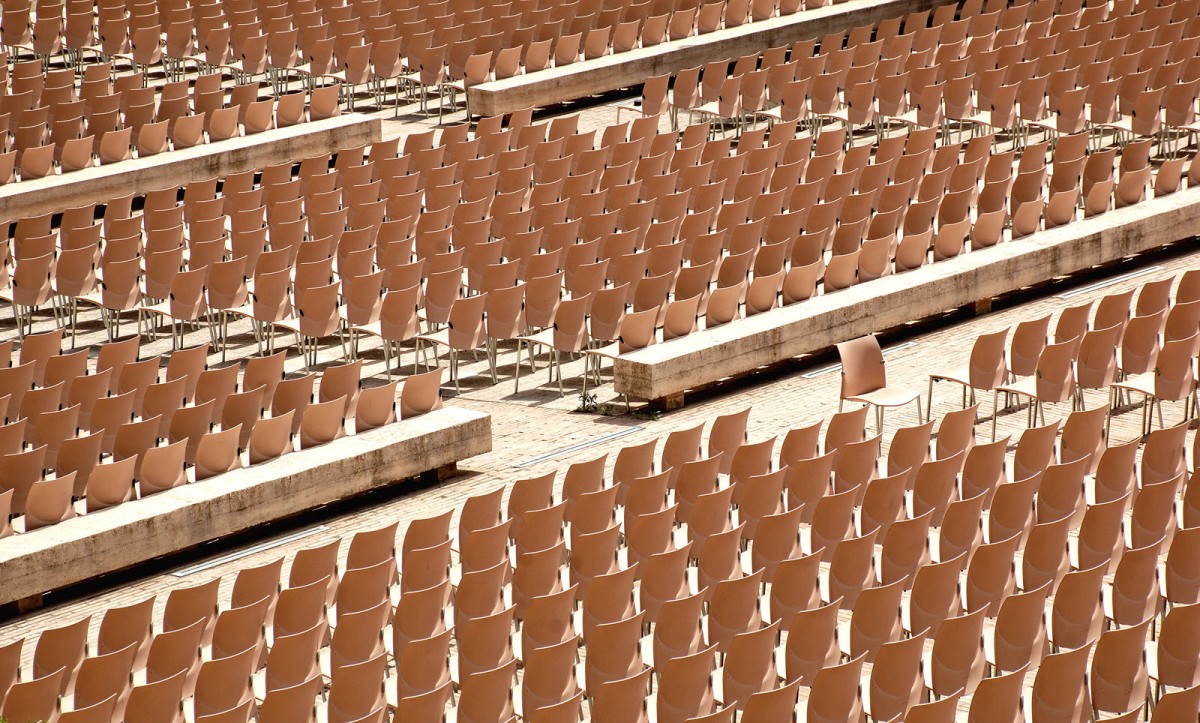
[614,185,1200,407]
[468,0,941,117]
[0,406,490,608]
[0,113,382,224]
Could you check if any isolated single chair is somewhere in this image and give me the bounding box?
[836,334,922,435]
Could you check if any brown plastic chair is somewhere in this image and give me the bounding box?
[32,613,90,697]
[837,334,922,435]
[912,451,965,527]
[161,577,220,648]
[24,471,78,530]
[457,658,517,723]
[328,598,389,677]
[824,527,880,609]
[245,410,294,464]
[137,439,188,496]
[1148,603,1200,697]
[0,443,46,516]
[1026,641,1094,721]
[840,577,904,665]
[1111,333,1200,436]
[325,654,387,723]
[514,294,590,396]
[647,582,703,666]
[2,668,65,723]
[963,533,1019,617]
[1021,505,1075,591]
[518,629,578,715]
[1046,562,1106,653]
[393,680,451,723]
[927,328,1009,423]
[621,527,682,613]
[994,338,1079,438]
[749,503,803,583]
[591,667,652,722]
[123,667,186,723]
[1011,419,1061,484]
[864,630,927,721]
[986,471,1039,554]
[903,552,965,640]
[192,646,255,720]
[144,616,205,700]
[192,425,243,480]
[658,644,717,723]
[924,606,986,699]
[877,508,932,588]
[780,599,840,686]
[703,569,762,656]
[1089,615,1152,717]
[1119,310,1166,380]
[512,540,566,620]
[521,585,578,655]
[1152,684,1200,723]
[220,385,264,449]
[886,420,933,479]
[455,602,516,683]
[66,638,126,710]
[262,618,323,697]
[1163,526,1200,607]
[298,397,346,449]
[805,653,866,723]
[965,663,1027,723]
[934,404,979,463]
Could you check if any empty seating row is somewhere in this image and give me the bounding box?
[1,387,1198,721]
[0,330,444,538]
[912,270,1200,441]
[661,0,1200,142]
[1,0,828,120]
[5,97,1199,398]
[0,59,341,183]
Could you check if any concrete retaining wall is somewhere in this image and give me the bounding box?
[0,406,490,606]
[613,186,1200,405]
[0,114,381,224]
[468,0,940,117]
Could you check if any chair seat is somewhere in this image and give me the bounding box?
[140,300,172,316]
[928,366,972,387]
[415,328,451,348]
[584,341,621,363]
[273,316,303,333]
[846,385,920,408]
[996,376,1037,399]
[351,320,382,336]
[516,328,555,350]
[1110,371,1156,397]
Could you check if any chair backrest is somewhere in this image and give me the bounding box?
[837,335,886,397]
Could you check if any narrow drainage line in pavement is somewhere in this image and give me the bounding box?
[1055,265,1164,299]
[170,526,328,577]
[513,426,645,468]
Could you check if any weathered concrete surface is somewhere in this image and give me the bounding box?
[468,0,941,117]
[614,186,1200,403]
[0,406,490,605]
[0,114,381,224]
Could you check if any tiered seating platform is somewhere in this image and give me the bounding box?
[0,113,381,224]
[468,0,937,116]
[615,183,1200,407]
[0,404,490,610]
